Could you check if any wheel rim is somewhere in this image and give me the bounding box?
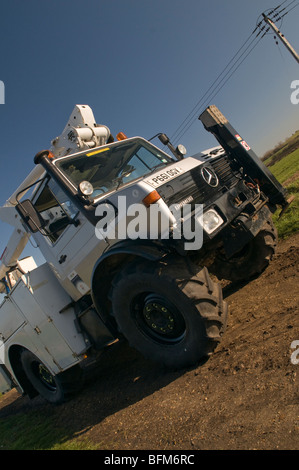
[131,293,186,344]
[32,361,57,392]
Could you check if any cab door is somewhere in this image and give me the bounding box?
[31,178,108,299]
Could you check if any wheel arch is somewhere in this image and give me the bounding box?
[8,345,83,402]
[8,345,38,398]
[90,240,174,333]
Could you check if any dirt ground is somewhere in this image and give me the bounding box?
[0,233,298,450]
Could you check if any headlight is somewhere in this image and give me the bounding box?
[79,180,94,196]
[202,209,224,234]
[176,144,187,157]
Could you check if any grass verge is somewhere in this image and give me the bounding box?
[0,409,99,450]
[268,148,299,238]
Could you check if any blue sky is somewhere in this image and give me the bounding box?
[0,0,298,265]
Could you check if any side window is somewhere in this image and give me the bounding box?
[34,179,78,244]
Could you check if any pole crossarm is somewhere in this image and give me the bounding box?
[262,13,299,64]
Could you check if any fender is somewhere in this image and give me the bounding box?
[90,239,176,329]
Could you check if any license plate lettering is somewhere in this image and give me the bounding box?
[146,167,184,187]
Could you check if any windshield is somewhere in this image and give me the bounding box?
[55,139,173,198]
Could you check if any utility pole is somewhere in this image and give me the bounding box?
[262,13,299,64]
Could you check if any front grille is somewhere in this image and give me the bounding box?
[158,155,241,208]
[210,154,240,188]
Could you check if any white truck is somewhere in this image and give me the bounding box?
[0,104,288,404]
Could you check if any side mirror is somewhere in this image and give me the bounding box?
[16,199,46,233]
[158,133,186,161]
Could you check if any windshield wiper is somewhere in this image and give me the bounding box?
[146,163,168,175]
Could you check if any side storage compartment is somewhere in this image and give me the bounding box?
[10,263,88,371]
[0,296,26,394]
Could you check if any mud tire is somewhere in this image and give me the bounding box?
[110,257,228,369]
[21,350,82,404]
[210,217,278,283]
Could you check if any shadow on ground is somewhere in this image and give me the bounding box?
[0,340,192,446]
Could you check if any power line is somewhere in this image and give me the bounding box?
[257,0,298,28]
[263,0,298,20]
[171,32,262,146]
[174,35,263,146]
[169,2,298,146]
[198,36,263,112]
[263,9,299,63]
[169,29,259,145]
[280,0,299,17]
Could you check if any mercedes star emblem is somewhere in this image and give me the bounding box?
[200,167,219,187]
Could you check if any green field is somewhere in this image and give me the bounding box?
[0,400,98,449]
[260,129,299,238]
[262,129,299,167]
[268,147,299,238]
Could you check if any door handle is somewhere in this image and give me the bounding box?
[59,254,67,264]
